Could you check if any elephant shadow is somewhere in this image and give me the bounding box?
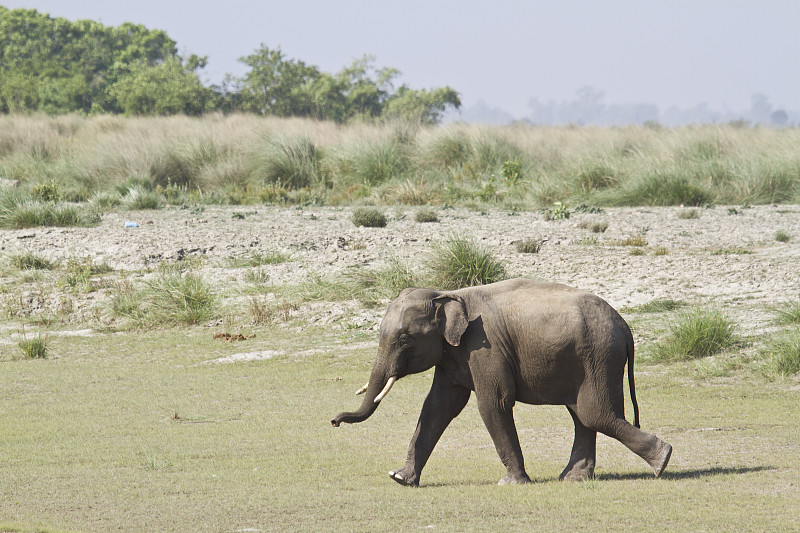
[422,466,772,487]
[596,465,773,481]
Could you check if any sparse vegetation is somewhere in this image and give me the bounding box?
[774,230,791,243]
[17,327,49,359]
[678,208,700,219]
[351,207,387,228]
[516,238,543,254]
[426,236,506,290]
[226,250,291,268]
[414,208,439,223]
[8,251,56,271]
[652,308,738,362]
[763,331,800,377]
[774,299,800,325]
[624,299,686,313]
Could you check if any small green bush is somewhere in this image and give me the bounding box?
[427,236,506,290]
[146,272,217,325]
[653,308,737,362]
[351,207,387,228]
[414,208,439,223]
[545,201,570,220]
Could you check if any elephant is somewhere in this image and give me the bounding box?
[331,278,672,486]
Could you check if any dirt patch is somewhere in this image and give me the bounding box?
[1,204,798,338]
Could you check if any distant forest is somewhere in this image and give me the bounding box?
[0,7,461,123]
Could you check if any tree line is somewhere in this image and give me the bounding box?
[0,7,461,123]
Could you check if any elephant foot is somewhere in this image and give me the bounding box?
[558,462,595,481]
[648,441,672,478]
[498,473,531,485]
[388,467,419,487]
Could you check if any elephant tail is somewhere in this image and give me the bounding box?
[627,334,640,429]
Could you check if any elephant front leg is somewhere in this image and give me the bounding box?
[390,369,471,486]
[476,396,531,485]
[559,407,597,481]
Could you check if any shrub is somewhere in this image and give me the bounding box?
[427,236,506,290]
[89,190,122,208]
[414,208,439,223]
[652,308,737,362]
[678,208,700,219]
[545,201,570,220]
[591,221,609,233]
[774,230,791,243]
[351,207,387,228]
[515,238,543,254]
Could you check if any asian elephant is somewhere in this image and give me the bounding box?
[331,278,672,486]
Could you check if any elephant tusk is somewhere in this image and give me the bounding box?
[355,382,369,395]
[374,376,396,403]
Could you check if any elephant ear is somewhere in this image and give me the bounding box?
[433,295,469,346]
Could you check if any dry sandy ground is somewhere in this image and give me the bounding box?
[1,204,798,340]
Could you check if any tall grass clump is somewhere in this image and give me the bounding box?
[18,327,49,359]
[652,308,737,362]
[606,172,711,206]
[110,272,217,327]
[344,138,409,186]
[774,299,800,325]
[351,257,420,302]
[249,134,322,189]
[419,128,473,169]
[763,332,800,377]
[426,236,506,290]
[0,187,97,228]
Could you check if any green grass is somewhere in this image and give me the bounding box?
[225,250,291,268]
[652,308,738,362]
[17,328,49,359]
[774,299,800,325]
[426,235,507,290]
[762,331,800,377]
[1,327,799,532]
[515,238,543,254]
[0,187,98,228]
[7,251,57,271]
[622,299,686,314]
[414,207,439,223]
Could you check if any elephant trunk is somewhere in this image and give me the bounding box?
[331,364,395,427]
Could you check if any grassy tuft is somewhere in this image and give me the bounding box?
[515,238,543,254]
[652,308,738,362]
[426,236,506,290]
[678,208,701,219]
[226,251,291,268]
[762,331,800,377]
[18,327,49,359]
[351,207,387,228]
[8,251,57,271]
[774,299,800,325]
[624,299,686,314]
[774,230,791,243]
[414,208,439,223]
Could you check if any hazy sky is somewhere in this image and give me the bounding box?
[4,0,799,117]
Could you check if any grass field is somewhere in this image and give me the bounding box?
[1,321,798,532]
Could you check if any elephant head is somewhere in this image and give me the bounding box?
[331,288,469,427]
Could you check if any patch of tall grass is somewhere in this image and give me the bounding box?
[651,308,738,362]
[2,115,800,208]
[426,235,507,290]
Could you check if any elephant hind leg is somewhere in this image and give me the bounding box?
[559,407,597,481]
[603,418,672,477]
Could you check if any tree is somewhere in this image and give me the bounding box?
[236,45,321,116]
[107,57,211,116]
[382,86,461,124]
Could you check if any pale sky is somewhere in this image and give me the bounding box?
[3,0,799,118]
